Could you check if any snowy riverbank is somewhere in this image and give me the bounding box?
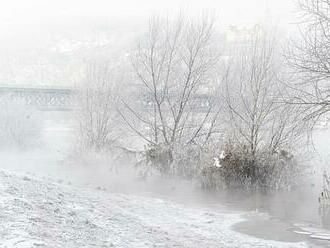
[0,169,309,248]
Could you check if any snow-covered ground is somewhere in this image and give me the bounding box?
[0,170,309,248]
[1,112,330,247]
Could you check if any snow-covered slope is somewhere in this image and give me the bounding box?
[0,170,307,248]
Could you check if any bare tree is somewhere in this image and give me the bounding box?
[221,26,305,187]
[120,15,220,175]
[76,61,122,152]
[286,0,330,122]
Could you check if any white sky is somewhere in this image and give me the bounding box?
[0,0,296,30]
[0,0,298,86]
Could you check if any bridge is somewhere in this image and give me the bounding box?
[0,85,75,111]
[0,85,217,112]
[139,92,217,112]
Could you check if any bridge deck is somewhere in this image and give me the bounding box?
[0,85,74,111]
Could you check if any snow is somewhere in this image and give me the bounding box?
[1,237,46,248]
[213,157,222,168]
[292,223,330,242]
[0,170,307,248]
[219,150,226,160]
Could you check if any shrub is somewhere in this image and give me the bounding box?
[136,143,217,179]
[0,96,41,149]
[135,144,173,177]
[74,62,121,153]
[199,143,301,191]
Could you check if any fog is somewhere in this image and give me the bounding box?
[1,0,330,247]
[0,0,296,86]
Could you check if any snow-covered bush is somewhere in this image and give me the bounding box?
[172,145,215,179]
[135,143,215,179]
[144,144,173,175]
[0,96,41,149]
[199,142,302,191]
[131,144,172,179]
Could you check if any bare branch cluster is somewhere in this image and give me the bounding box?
[76,61,123,151]
[286,0,330,121]
[223,28,305,158]
[119,15,221,174]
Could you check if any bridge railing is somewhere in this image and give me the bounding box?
[0,86,75,111]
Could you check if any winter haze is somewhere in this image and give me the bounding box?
[0,0,330,247]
